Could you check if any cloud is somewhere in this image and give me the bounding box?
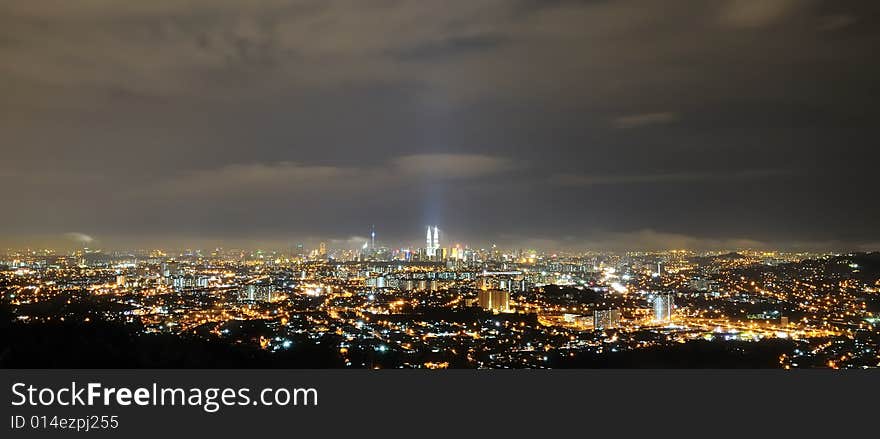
[393,153,517,179]
[551,168,789,187]
[144,153,516,200]
[719,0,804,28]
[2,1,879,249]
[582,229,768,251]
[0,0,860,109]
[64,232,94,243]
[577,230,877,253]
[0,0,800,104]
[328,235,370,249]
[148,161,362,198]
[612,112,678,129]
[495,229,769,251]
[390,33,511,61]
[0,0,525,98]
[817,14,857,32]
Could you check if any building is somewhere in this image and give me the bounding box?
[689,277,717,292]
[240,283,274,302]
[478,289,510,313]
[366,276,386,288]
[593,308,621,329]
[653,292,674,323]
[689,277,710,291]
[425,226,440,259]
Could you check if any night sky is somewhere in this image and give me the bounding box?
[2,0,879,251]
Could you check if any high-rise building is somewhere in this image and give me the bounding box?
[426,226,433,257]
[653,292,674,323]
[426,225,440,258]
[478,289,510,313]
[360,240,369,260]
[594,308,621,329]
[319,242,327,258]
[240,283,273,302]
[451,246,462,261]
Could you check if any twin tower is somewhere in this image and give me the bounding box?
[425,226,440,257]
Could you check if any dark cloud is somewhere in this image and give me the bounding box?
[718,0,805,28]
[550,168,792,187]
[612,112,679,129]
[390,33,512,61]
[1,0,879,250]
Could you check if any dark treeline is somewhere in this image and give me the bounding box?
[0,304,342,368]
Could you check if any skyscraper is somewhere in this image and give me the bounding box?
[426,225,440,258]
[426,226,433,257]
[654,292,674,323]
[478,289,511,313]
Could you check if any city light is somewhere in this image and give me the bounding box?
[1,237,877,368]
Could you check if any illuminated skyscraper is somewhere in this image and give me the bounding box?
[426,226,433,257]
[654,292,674,323]
[319,242,327,258]
[426,225,440,258]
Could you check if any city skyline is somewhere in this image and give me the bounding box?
[4,225,879,254]
[4,241,877,368]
